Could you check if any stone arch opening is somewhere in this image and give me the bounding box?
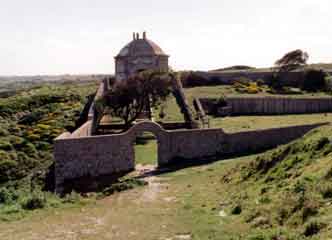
[134,131,159,166]
[128,121,167,167]
[127,121,168,166]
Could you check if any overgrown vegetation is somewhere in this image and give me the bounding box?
[0,81,98,219]
[220,125,332,238]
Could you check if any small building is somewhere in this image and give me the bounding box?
[114,32,169,81]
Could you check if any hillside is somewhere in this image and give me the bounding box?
[0,81,98,219]
[0,124,331,239]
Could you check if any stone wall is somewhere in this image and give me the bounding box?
[225,124,324,154]
[70,121,93,138]
[54,121,328,192]
[199,97,332,115]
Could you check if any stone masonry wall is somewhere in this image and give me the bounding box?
[70,121,92,138]
[54,121,328,192]
[199,97,332,115]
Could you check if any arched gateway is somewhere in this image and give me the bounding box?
[126,121,169,166]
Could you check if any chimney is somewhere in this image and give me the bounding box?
[136,33,139,39]
[133,32,136,40]
[143,31,146,39]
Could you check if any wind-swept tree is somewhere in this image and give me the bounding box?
[270,49,309,90]
[275,49,309,72]
[97,71,173,128]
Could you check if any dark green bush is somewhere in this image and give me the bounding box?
[325,167,332,179]
[293,181,307,194]
[21,142,38,157]
[9,136,25,149]
[0,187,19,204]
[320,184,332,199]
[0,140,13,151]
[0,159,19,182]
[303,221,325,237]
[0,127,9,136]
[315,137,330,151]
[0,150,13,161]
[34,141,50,151]
[21,191,47,210]
[231,204,242,215]
[62,191,82,204]
[302,200,319,222]
[18,111,44,125]
[302,68,328,92]
[102,179,148,197]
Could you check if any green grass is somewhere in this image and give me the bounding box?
[1,126,332,239]
[210,113,332,133]
[134,133,158,165]
[154,85,332,133]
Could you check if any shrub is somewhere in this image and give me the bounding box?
[231,204,242,215]
[319,183,332,199]
[180,71,209,87]
[255,79,265,86]
[0,187,18,204]
[34,141,50,151]
[293,181,307,194]
[314,137,330,151]
[302,200,319,222]
[18,111,44,125]
[246,82,260,94]
[62,191,82,204]
[0,140,13,151]
[302,68,328,92]
[26,134,40,141]
[21,191,47,210]
[102,179,148,197]
[9,136,25,149]
[259,196,271,204]
[303,221,326,237]
[234,79,262,94]
[325,167,332,179]
[21,142,38,157]
[0,159,22,183]
[0,127,9,136]
[325,73,332,91]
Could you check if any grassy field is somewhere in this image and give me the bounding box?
[154,85,332,133]
[210,113,332,133]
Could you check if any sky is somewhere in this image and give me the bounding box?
[0,0,331,75]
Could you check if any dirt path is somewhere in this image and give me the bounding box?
[0,164,183,240]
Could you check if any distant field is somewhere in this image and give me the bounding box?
[211,113,332,133]
[155,85,332,131]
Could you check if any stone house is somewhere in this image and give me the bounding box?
[114,32,169,81]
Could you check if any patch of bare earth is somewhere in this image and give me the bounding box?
[0,164,178,240]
